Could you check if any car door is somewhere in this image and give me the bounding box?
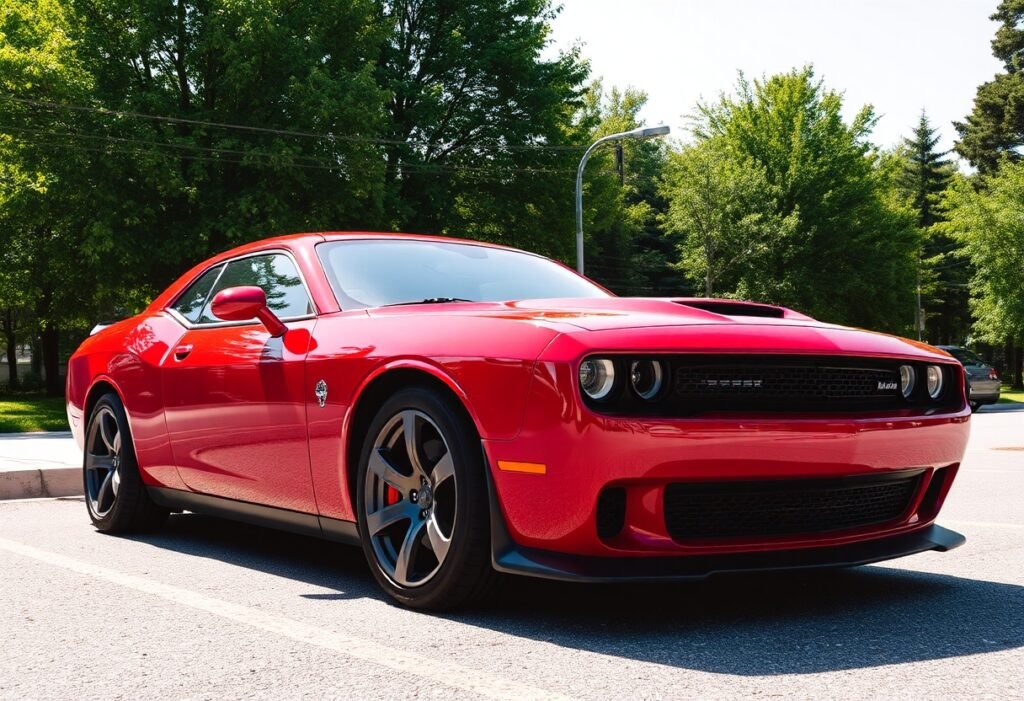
[161,250,319,513]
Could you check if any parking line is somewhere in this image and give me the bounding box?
[0,536,571,701]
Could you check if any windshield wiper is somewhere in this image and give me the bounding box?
[385,297,476,307]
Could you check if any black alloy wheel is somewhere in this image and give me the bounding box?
[83,393,168,533]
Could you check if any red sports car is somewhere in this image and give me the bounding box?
[67,232,970,609]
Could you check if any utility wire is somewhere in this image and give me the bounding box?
[0,124,585,176]
[1,131,575,181]
[0,95,585,153]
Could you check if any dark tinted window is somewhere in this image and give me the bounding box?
[199,253,313,323]
[317,239,609,309]
[171,265,223,323]
[944,347,985,365]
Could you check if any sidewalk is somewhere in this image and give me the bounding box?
[0,432,82,500]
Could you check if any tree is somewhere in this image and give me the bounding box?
[0,0,98,394]
[373,0,589,258]
[681,67,918,331]
[894,112,967,344]
[68,0,389,281]
[941,163,1024,388]
[955,0,1024,172]
[661,139,795,296]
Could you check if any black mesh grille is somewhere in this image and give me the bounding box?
[673,363,900,407]
[664,472,922,541]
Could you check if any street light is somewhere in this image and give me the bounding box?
[575,125,670,275]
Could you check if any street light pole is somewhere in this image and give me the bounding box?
[575,125,670,275]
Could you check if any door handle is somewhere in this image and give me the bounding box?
[173,344,194,360]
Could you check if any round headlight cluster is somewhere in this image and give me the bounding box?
[630,360,665,400]
[926,365,944,399]
[898,364,946,401]
[580,357,668,402]
[579,358,616,400]
[899,365,915,399]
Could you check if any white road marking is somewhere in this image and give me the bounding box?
[945,519,1024,530]
[0,536,571,701]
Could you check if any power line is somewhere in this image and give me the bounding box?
[0,131,575,181]
[0,95,585,153]
[0,124,578,175]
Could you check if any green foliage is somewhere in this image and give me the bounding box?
[941,163,1024,346]
[669,67,918,331]
[955,0,1024,171]
[661,139,796,296]
[375,0,589,259]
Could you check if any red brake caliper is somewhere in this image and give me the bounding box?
[385,485,401,506]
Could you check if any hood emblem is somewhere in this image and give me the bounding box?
[315,380,328,408]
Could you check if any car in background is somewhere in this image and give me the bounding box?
[937,345,1000,411]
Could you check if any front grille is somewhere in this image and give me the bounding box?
[673,362,900,410]
[664,471,922,541]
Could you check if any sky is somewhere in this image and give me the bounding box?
[547,0,1003,155]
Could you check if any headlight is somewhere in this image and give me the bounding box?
[630,360,665,400]
[926,365,944,399]
[579,358,616,400]
[899,365,915,399]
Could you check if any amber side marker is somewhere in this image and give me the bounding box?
[497,461,547,475]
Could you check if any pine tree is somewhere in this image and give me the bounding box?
[897,113,968,344]
[955,0,1024,171]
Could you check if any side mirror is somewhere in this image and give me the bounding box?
[210,286,288,337]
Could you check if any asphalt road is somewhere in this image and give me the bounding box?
[2,410,1022,700]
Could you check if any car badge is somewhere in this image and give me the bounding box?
[877,380,898,392]
[315,379,328,408]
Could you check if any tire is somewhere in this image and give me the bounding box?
[83,393,168,533]
[356,386,496,610]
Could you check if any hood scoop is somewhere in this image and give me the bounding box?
[673,299,804,320]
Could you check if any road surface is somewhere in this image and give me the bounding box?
[1,410,1022,699]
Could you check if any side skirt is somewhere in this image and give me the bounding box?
[147,487,360,546]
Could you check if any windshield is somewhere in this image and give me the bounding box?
[317,239,610,309]
[943,347,985,365]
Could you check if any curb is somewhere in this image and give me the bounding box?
[0,468,82,500]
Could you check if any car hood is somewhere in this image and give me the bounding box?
[367,296,954,362]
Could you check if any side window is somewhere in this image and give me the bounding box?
[199,253,314,324]
[171,265,223,323]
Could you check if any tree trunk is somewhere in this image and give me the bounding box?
[2,309,17,390]
[41,323,61,397]
[1014,342,1024,391]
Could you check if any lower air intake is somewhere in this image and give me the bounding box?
[664,471,922,541]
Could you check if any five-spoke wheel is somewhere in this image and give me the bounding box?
[357,387,496,609]
[85,406,123,519]
[83,393,167,532]
[364,409,457,587]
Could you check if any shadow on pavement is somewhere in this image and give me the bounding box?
[133,512,1024,675]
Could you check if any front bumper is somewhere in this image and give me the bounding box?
[482,360,971,562]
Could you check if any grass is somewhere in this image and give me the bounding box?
[0,395,69,433]
[999,385,1024,404]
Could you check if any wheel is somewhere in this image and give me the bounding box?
[83,393,168,533]
[356,387,496,610]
